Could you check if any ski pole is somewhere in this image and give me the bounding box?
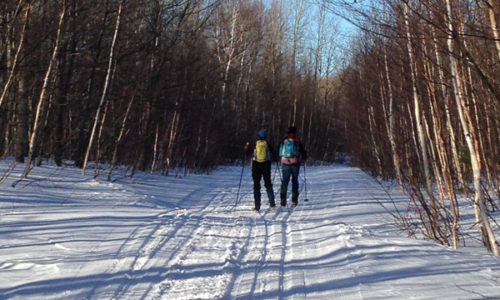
[303,161,309,202]
[277,161,282,181]
[236,157,245,205]
[272,161,280,182]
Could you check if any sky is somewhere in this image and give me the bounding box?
[1,159,499,299]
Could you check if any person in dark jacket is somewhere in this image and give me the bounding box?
[278,126,307,207]
[244,129,276,211]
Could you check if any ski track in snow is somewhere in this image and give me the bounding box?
[0,162,499,299]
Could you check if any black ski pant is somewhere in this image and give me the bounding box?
[252,160,275,210]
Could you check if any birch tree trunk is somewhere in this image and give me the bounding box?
[381,43,403,186]
[290,0,306,126]
[54,0,78,167]
[368,105,383,176]
[431,27,466,193]
[109,93,135,180]
[406,102,420,170]
[307,4,325,147]
[0,4,29,108]
[429,86,460,248]
[403,2,443,243]
[421,35,448,209]
[165,103,181,175]
[424,46,460,248]
[82,0,124,175]
[94,101,109,176]
[72,7,110,168]
[150,123,159,174]
[485,0,500,62]
[23,2,66,178]
[0,0,24,88]
[219,3,238,106]
[445,0,499,255]
[463,52,491,190]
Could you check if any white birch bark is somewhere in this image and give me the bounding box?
[424,41,460,247]
[382,43,403,186]
[404,2,437,207]
[485,0,500,62]
[0,4,30,108]
[290,0,306,126]
[464,49,492,188]
[82,0,124,175]
[1,0,24,83]
[431,27,466,192]
[220,3,239,106]
[368,106,383,176]
[403,2,441,240]
[429,85,459,248]
[406,102,420,168]
[150,123,160,174]
[23,2,66,178]
[445,0,499,255]
[109,93,135,180]
[94,101,109,175]
[165,106,180,175]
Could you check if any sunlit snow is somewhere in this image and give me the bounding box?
[0,160,499,299]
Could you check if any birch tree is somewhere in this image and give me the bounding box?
[403,1,446,244]
[82,0,124,176]
[381,41,403,186]
[444,0,498,255]
[0,2,29,109]
[484,0,500,62]
[23,1,66,178]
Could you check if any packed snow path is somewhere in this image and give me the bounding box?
[0,162,499,299]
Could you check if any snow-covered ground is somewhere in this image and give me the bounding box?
[0,160,499,299]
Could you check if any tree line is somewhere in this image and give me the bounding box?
[0,0,343,179]
[2,0,498,256]
[331,0,500,255]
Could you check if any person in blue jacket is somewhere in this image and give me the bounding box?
[278,126,307,207]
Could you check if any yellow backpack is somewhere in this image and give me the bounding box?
[254,140,269,162]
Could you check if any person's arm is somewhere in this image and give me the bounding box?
[244,141,254,157]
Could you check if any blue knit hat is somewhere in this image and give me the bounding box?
[257,129,267,139]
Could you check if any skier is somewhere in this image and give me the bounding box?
[278,126,307,207]
[244,129,276,212]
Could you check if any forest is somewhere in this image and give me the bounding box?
[336,0,500,256]
[0,0,499,254]
[0,0,344,178]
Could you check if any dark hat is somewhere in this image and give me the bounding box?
[287,126,297,134]
[258,129,267,139]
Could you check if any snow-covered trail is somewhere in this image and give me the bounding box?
[0,162,499,299]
